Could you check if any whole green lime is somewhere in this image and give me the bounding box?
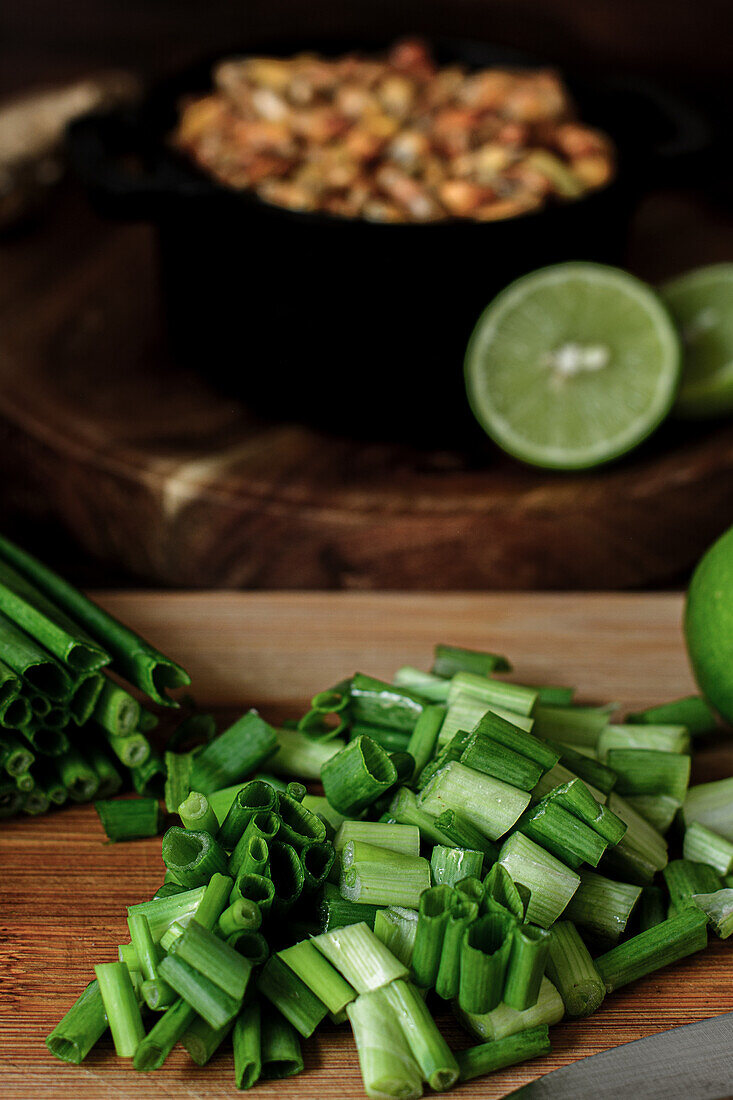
[685,524,733,722]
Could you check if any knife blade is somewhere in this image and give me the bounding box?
[504,1013,733,1100]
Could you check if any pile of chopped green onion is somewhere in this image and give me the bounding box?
[0,534,191,821]
[46,640,733,1096]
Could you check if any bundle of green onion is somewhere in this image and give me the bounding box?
[47,642,733,1096]
[0,534,191,820]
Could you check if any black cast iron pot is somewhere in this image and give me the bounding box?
[68,38,709,442]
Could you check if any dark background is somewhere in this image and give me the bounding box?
[0,1,731,588]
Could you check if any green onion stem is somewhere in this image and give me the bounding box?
[349,673,425,732]
[565,869,642,943]
[260,1007,304,1080]
[607,748,691,803]
[498,832,580,929]
[683,821,733,875]
[347,987,422,1100]
[639,886,668,932]
[321,734,398,816]
[45,980,108,1064]
[457,1024,551,1082]
[271,727,345,779]
[683,777,733,843]
[158,954,239,1030]
[161,826,229,887]
[218,779,278,848]
[56,747,99,802]
[430,845,483,888]
[95,798,162,842]
[458,909,515,1015]
[180,1014,234,1066]
[94,961,145,1057]
[419,761,530,841]
[627,696,717,736]
[663,859,723,915]
[93,679,141,735]
[188,710,278,796]
[233,1000,262,1088]
[384,978,459,1091]
[229,810,280,876]
[406,704,446,778]
[279,939,356,1015]
[257,955,329,1037]
[134,998,197,1071]
[596,910,708,992]
[503,924,550,1011]
[435,900,478,1001]
[178,790,219,835]
[218,897,262,937]
[545,920,605,1017]
[341,854,431,909]
[393,667,451,703]
[455,976,564,1043]
[374,906,420,969]
[313,921,408,994]
[432,643,511,678]
[411,884,455,988]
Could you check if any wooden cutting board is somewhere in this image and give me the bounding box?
[1,591,732,1100]
[2,191,733,590]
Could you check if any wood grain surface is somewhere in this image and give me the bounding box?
[2,192,733,591]
[1,591,733,1099]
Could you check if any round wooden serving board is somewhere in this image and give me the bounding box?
[1,189,733,589]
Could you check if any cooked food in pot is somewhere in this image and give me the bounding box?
[173,38,615,223]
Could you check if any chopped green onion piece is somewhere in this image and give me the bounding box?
[432,643,511,678]
[519,800,609,869]
[46,980,108,1064]
[546,779,626,844]
[349,673,426,732]
[269,840,305,913]
[178,790,218,835]
[460,729,543,791]
[565,869,642,942]
[455,975,564,1042]
[127,912,175,1010]
[229,810,280,876]
[260,1007,303,1080]
[455,876,485,908]
[22,786,51,814]
[1,731,34,775]
[95,797,162,842]
[664,859,723,915]
[419,761,530,841]
[276,790,327,850]
[411,884,455,988]
[218,897,262,937]
[532,704,614,748]
[683,777,733,842]
[607,749,691,803]
[312,921,408,993]
[498,833,580,929]
[118,942,140,971]
[94,961,145,1058]
[435,900,478,1001]
[130,750,165,798]
[161,826,229,887]
[188,710,278,796]
[347,987,423,1100]
[624,794,680,834]
[597,724,690,761]
[218,779,277,849]
[233,1001,261,1088]
[257,955,329,1037]
[545,920,605,1017]
[691,889,733,938]
[539,743,616,797]
[431,845,484,888]
[301,793,347,832]
[596,910,708,992]
[320,892,380,933]
[163,750,192,815]
[134,998,196,1071]
[56,747,98,802]
[127,885,205,942]
[456,1024,551,1082]
[180,1014,234,1066]
[683,821,733,876]
[393,667,450,703]
[227,930,269,966]
[351,725,412,753]
[627,695,717,736]
[483,863,525,921]
[448,673,537,717]
[157,954,239,1029]
[195,871,235,930]
[230,871,275,913]
[504,924,550,1011]
[84,745,122,799]
[322,734,398,816]
[301,839,335,893]
[434,809,499,862]
[335,821,420,859]
[438,696,533,749]
[458,909,515,1014]
[384,978,459,1091]
[101,729,151,769]
[93,680,140,736]
[389,787,454,846]
[405,704,446,779]
[171,919,252,1001]
[602,794,668,886]
[271,726,345,779]
[279,939,356,1014]
[639,885,668,932]
[341,854,431,909]
[374,907,420,969]
[473,709,559,770]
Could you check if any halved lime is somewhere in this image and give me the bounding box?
[660,263,733,418]
[464,263,681,469]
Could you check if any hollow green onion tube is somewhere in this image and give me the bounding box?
[236,834,271,880]
[276,791,327,850]
[341,854,432,910]
[433,643,511,678]
[625,794,680,834]
[596,910,708,992]
[279,940,356,1015]
[319,889,380,933]
[607,749,691,803]
[161,826,229,887]
[23,786,51,814]
[663,859,723,915]
[458,910,515,1015]
[195,872,236,930]
[14,769,35,793]
[301,840,335,893]
[188,710,278,796]
[229,810,280,876]
[483,863,525,921]
[313,921,408,994]
[230,872,275,914]
[46,980,108,1064]
[683,777,733,842]
[456,975,564,1044]
[498,833,580,929]
[406,704,446,779]
[33,762,68,805]
[218,897,262,937]
[260,1007,304,1080]
[227,930,269,965]
[417,729,472,790]
[419,761,530,841]
[393,667,450,703]
[434,809,499,862]
[347,987,423,1100]
[384,979,459,1092]
[270,726,345,780]
[322,734,398,816]
[351,725,412,753]
[410,884,455,989]
[0,731,34,775]
[85,745,122,799]
[457,1024,551,1083]
[0,780,23,818]
[627,695,717,736]
[93,679,141,736]
[460,731,543,792]
[473,710,559,771]
[0,695,32,730]
[430,845,483,888]
[56,746,99,802]
[233,1000,262,1089]
[0,658,20,706]
[639,886,667,932]
[602,794,669,886]
[69,672,104,726]
[171,919,252,1002]
[127,913,176,1011]
[0,533,190,705]
[158,955,239,1029]
[180,1014,234,1066]
[389,787,454,846]
[20,724,69,758]
[178,790,219,835]
[539,744,617,799]
[683,821,733,875]
[95,798,162,842]
[269,840,305,913]
[519,800,609,869]
[546,779,627,845]
[127,885,206,942]
[374,907,420,969]
[435,900,478,1001]
[691,889,733,938]
[257,955,329,1037]
[503,924,550,1011]
[335,821,421,858]
[597,724,690,761]
[94,961,145,1058]
[545,920,604,1017]
[0,610,72,700]
[564,869,642,942]
[349,673,426,732]
[218,779,278,849]
[532,704,613,748]
[448,673,537,717]
[99,728,151,769]
[163,751,192,815]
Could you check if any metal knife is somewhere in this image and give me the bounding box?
[504,1013,733,1099]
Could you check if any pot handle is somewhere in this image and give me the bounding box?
[66,109,206,219]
